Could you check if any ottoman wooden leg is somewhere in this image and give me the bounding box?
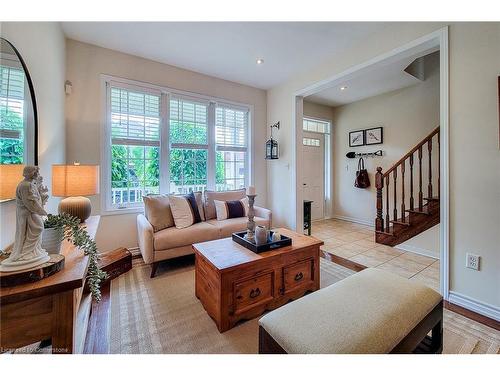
[259,326,287,354]
[430,319,443,354]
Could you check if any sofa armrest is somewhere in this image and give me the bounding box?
[137,214,155,264]
[254,206,272,228]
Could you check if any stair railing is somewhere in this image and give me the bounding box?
[375,127,440,233]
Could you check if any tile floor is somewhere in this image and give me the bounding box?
[312,218,440,291]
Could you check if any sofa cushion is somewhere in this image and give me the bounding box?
[143,195,175,232]
[204,189,246,220]
[153,222,220,250]
[206,216,269,238]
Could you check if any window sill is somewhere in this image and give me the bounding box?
[100,206,145,217]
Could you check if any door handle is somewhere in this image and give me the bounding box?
[249,288,261,299]
[294,272,304,281]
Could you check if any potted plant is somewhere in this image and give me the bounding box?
[42,213,107,301]
[42,214,65,254]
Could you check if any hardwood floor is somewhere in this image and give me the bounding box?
[82,225,496,353]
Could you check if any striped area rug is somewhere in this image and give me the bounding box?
[110,258,499,354]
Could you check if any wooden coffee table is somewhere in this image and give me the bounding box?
[193,228,323,332]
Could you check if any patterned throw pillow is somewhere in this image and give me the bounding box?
[169,192,204,229]
[214,197,249,221]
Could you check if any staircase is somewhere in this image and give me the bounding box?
[375,127,440,246]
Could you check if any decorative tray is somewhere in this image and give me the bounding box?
[232,231,292,253]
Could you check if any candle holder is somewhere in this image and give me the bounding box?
[244,194,257,243]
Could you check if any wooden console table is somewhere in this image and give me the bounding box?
[0,216,100,354]
[194,228,323,332]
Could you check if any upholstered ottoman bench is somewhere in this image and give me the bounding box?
[258,268,443,354]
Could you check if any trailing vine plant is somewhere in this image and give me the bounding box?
[44,213,107,301]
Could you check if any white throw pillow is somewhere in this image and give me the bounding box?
[214,197,249,221]
[169,192,204,229]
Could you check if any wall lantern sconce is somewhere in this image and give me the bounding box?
[265,121,280,160]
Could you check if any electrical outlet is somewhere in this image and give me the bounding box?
[466,253,480,271]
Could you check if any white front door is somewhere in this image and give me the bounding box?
[302,131,325,221]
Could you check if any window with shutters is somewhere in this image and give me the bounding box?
[0,63,26,164]
[215,106,248,191]
[103,77,251,212]
[108,85,161,207]
[169,97,209,194]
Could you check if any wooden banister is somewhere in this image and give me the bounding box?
[382,127,439,178]
[375,126,440,233]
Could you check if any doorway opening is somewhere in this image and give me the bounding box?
[292,27,449,299]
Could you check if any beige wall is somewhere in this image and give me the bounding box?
[65,39,268,252]
[0,22,66,250]
[303,101,335,123]
[331,52,439,225]
[267,23,500,308]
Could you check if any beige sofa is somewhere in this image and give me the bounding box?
[137,189,272,277]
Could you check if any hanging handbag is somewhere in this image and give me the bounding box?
[355,157,370,189]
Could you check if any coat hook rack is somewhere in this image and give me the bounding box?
[345,150,383,159]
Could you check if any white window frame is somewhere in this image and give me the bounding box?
[100,75,253,215]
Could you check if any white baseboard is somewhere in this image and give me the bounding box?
[331,215,374,228]
[395,244,439,260]
[448,291,500,322]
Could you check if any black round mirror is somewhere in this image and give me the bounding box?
[0,37,38,169]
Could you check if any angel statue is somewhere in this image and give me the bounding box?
[0,166,50,271]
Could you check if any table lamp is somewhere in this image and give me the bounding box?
[52,163,99,222]
[0,164,24,201]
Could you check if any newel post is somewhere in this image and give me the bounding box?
[375,167,384,232]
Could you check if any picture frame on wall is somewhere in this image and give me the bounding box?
[349,130,364,147]
[365,127,383,145]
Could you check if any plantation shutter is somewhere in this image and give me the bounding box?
[215,105,248,151]
[110,86,161,147]
[169,96,208,147]
[0,65,25,140]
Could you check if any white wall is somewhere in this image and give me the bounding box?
[397,224,440,259]
[65,39,268,252]
[0,22,66,250]
[267,23,500,308]
[331,52,439,225]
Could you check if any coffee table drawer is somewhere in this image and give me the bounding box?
[234,273,273,312]
[283,258,314,293]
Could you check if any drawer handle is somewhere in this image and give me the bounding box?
[294,272,304,281]
[250,288,261,298]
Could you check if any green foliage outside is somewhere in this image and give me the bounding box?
[111,119,226,195]
[0,107,24,164]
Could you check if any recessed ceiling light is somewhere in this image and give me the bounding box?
[340,86,347,91]
[256,58,264,65]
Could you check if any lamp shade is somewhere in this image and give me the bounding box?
[0,164,24,200]
[52,164,99,197]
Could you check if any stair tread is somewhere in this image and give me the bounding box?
[390,219,411,226]
[406,206,431,215]
[375,227,395,236]
[423,196,440,201]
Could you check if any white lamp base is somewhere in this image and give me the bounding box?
[0,252,50,272]
[58,196,92,223]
